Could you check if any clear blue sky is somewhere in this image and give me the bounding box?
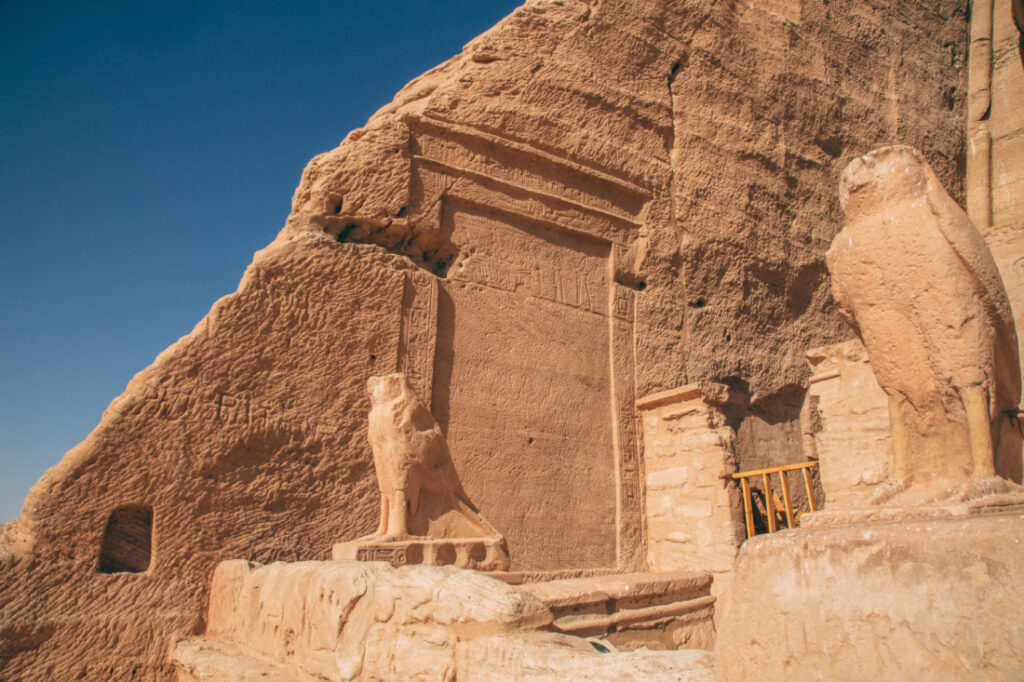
[0,0,522,523]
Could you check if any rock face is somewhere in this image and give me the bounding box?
[827,146,1021,485]
[715,512,1024,681]
[0,0,969,678]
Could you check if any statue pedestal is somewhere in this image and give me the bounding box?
[332,536,509,571]
[801,477,1024,529]
[716,505,1024,680]
[801,493,1024,529]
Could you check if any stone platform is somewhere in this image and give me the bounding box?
[715,509,1024,681]
[171,560,715,681]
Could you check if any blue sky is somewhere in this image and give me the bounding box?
[0,0,522,523]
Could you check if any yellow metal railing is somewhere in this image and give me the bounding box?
[723,461,819,539]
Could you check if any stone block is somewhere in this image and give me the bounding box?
[716,512,1024,681]
[803,339,892,507]
[332,537,509,572]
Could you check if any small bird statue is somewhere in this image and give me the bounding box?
[366,373,507,543]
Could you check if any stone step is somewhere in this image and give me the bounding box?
[517,570,716,649]
[174,633,716,682]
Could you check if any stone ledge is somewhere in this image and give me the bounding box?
[635,384,704,410]
[519,570,716,649]
[801,491,1024,529]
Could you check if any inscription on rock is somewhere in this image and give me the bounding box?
[437,200,621,570]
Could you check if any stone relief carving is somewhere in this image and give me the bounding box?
[333,373,510,571]
[827,145,1022,489]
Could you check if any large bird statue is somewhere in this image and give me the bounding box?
[828,145,1022,486]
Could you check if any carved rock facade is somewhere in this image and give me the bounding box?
[0,1,970,678]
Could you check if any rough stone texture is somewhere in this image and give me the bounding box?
[173,559,715,681]
[801,339,893,507]
[1,0,969,677]
[828,145,1021,485]
[635,385,743,616]
[715,512,1024,681]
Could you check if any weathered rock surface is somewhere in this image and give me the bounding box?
[715,511,1024,681]
[1,0,970,677]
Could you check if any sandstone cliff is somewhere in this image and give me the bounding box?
[0,1,968,678]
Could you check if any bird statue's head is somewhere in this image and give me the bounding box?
[839,145,929,220]
[367,373,408,406]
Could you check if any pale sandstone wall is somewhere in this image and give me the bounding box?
[982,0,1024,383]
[636,385,744,615]
[0,0,968,677]
[991,0,1024,233]
[801,340,892,507]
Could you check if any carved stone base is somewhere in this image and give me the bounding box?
[332,536,510,571]
[717,508,1024,680]
[801,482,1024,529]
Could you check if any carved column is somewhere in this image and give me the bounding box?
[967,0,993,230]
[611,284,647,572]
[397,271,437,407]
